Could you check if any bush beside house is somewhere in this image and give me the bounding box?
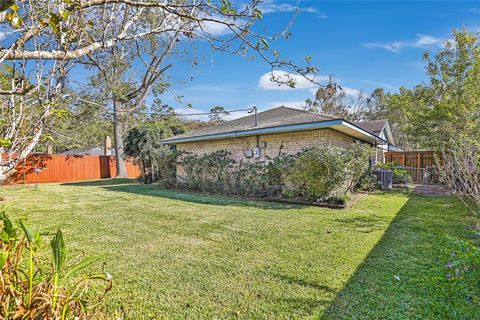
[159,143,374,205]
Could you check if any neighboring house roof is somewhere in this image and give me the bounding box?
[356,119,395,146]
[60,147,115,156]
[162,106,388,145]
[356,119,388,135]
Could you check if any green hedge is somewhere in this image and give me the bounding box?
[178,143,374,202]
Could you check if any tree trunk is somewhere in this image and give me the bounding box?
[0,124,44,183]
[113,100,128,177]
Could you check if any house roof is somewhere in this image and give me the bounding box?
[60,147,114,156]
[162,106,388,145]
[356,119,395,146]
[356,119,388,135]
[163,107,336,142]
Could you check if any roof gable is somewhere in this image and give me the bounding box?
[356,119,388,134]
[356,119,395,146]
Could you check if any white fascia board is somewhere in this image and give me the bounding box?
[339,120,387,144]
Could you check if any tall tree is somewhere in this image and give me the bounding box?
[304,83,382,123]
[208,106,230,123]
[304,83,349,118]
[383,29,480,208]
[0,0,321,179]
[387,29,480,150]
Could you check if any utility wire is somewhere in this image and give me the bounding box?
[114,107,255,117]
[68,96,256,118]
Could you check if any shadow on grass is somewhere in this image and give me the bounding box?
[101,184,306,210]
[61,178,137,187]
[334,216,389,234]
[274,273,339,294]
[322,194,477,319]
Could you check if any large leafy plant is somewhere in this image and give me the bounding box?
[0,209,111,319]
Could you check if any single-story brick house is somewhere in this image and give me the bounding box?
[162,106,397,179]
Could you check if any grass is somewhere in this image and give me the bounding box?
[1,179,478,319]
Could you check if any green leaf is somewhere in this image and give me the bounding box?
[49,13,61,34]
[0,250,8,269]
[0,1,15,12]
[51,230,66,271]
[0,137,12,148]
[19,218,33,243]
[6,11,22,28]
[1,209,16,241]
[60,9,71,20]
[253,8,263,20]
[66,255,103,278]
[260,39,269,49]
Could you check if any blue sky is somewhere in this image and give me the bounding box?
[159,0,480,120]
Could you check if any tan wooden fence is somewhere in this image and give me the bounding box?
[6,154,140,184]
[384,151,441,169]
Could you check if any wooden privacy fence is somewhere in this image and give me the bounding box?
[7,154,140,184]
[384,151,442,169]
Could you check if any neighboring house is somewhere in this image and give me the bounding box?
[356,119,399,152]
[161,106,397,179]
[60,137,115,156]
[60,147,115,156]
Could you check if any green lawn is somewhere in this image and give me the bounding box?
[1,180,478,319]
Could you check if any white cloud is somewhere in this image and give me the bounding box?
[258,71,364,103]
[201,20,232,36]
[258,71,330,91]
[415,35,440,46]
[364,34,444,53]
[358,79,396,90]
[342,87,362,98]
[259,0,327,18]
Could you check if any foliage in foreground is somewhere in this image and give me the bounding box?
[0,209,111,319]
[438,136,480,215]
[445,231,480,279]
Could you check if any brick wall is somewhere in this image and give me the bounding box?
[175,128,355,178]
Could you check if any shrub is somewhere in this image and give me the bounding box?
[356,172,380,191]
[149,145,180,187]
[379,162,414,184]
[234,161,270,197]
[125,120,184,185]
[182,150,236,192]
[287,144,374,201]
[179,144,373,202]
[0,209,111,319]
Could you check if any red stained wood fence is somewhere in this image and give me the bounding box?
[7,154,140,184]
[384,151,442,169]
